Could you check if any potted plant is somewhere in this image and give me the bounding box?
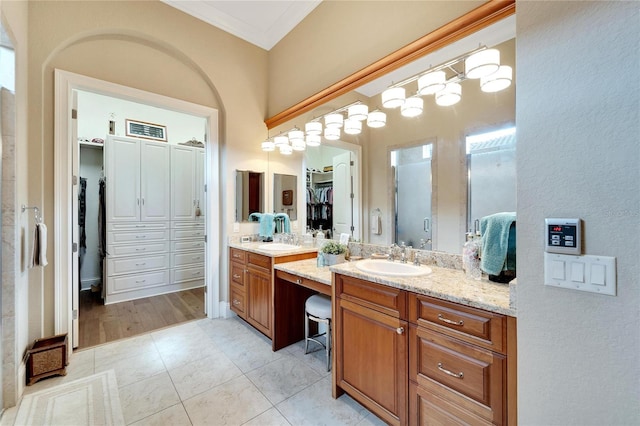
[321,241,348,265]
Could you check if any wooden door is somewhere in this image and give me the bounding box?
[170,145,196,221]
[247,267,272,337]
[336,298,408,425]
[106,136,140,222]
[140,141,170,221]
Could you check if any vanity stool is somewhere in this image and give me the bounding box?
[304,294,332,371]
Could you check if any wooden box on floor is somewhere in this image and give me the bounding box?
[26,333,68,385]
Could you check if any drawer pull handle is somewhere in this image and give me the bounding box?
[135,279,146,283]
[296,278,302,284]
[193,256,201,260]
[136,263,146,266]
[396,327,404,335]
[192,271,201,275]
[438,314,464,326]
[136,248,146,251]
[135,225,146,228]
[233,274,241,279]
[233,299,240,306]
[437,363,464,379]
[136,235,146,239]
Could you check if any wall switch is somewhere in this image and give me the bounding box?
[233,222,239,233]
[544,253,616,296]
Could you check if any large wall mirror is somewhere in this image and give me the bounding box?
[273,173,297,220]
[235,170,264,222]
[266,2,515,254]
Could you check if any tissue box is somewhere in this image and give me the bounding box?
[26,333,68,385]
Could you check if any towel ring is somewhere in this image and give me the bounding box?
[21,205,43,224]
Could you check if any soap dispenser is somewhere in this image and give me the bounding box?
[462,231,482,280]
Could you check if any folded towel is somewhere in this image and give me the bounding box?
[371,214,382,235]
[259,213,275,238]
[248,212,262,222]
[30,223,48,268]
[274,213,291,233]
[480,212,516,275]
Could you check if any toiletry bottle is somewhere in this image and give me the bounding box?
[316,226,325,247]
[463,232,482,280]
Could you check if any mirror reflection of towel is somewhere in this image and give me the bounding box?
[30,223,48,268]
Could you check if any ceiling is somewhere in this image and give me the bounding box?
[161,0,322,50]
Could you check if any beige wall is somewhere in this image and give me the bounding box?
[268,1,482,116]
[516,2,639,423]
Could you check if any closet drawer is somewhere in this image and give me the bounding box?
[171,228,205,240]
[172,240,205,252]
[107,229,170,245]
[107,241,170,258]
[107,221,169,231]
[171,251,205,267]
[172,265,205,283]
[107,269,170,294]
[107,253,170,276]
[171,221,204,229]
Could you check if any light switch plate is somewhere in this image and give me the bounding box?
[544,252,616,296]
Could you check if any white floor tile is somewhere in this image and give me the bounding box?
[243,407,291,426]
[169,351,243,400]
[183,375,272,426]
[94,334,159,365]
[119,372,180,424]
[128,403,192,426]
[95,349,166,388]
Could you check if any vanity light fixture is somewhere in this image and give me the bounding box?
[367,110,387,128]
[261,140,275,152]
[418,70,446,95]
[344,118,362,135]
[464,48,500,79]
[288,128,304,144]
[400,95,424,117]
[324,126,341,140]
[274,134,289,147]
[348,103,369,121]
[435,82,462,106]
[481,65,513,93]
[305,120,322,136]
[291,139,306,151]
[325,113,344,128]
[279,144,293,155]
[306,134,321,147]
[381,86,406,108]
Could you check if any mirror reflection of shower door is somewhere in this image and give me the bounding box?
[393,144,432,249]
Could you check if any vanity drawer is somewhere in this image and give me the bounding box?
[172,265,205,283]
[107,221,169,231]
[171,228,205,240]
[107,253,170,276]
[173,240,205,252]
[247,252,271,271]
[107,240,170,257]
[172,251,205,267]
[410,326,505,425]
[335,274,407,318]
[409,294,506,353]
[410,381,493,426]
[230,284,246,317]
[107,229,170,245]
[230,262,246,287]
[230,248,247,263]
[108,269,170,294]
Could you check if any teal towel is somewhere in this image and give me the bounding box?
[480,212,516,275]
[274,213,291,233]
[259,213,275,238]
[248,212,262,222]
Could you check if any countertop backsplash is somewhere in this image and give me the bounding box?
[347,242,463,270]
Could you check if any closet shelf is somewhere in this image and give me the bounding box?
[80,141,104,149]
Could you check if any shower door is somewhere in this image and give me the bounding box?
[393,143,432,250]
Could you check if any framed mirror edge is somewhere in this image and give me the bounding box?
[265,0,515,129]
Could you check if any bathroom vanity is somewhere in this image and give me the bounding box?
[330,262,517,426]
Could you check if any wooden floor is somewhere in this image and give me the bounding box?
[78,287,206,349]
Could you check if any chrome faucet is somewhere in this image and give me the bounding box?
[388,244,397,261]
[399,242,408,263]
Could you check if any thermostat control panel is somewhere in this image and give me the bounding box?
[545,218,581,255]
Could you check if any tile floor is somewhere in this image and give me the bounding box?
[2,317,386,426]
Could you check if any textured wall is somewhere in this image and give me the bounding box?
[516,2,639,423]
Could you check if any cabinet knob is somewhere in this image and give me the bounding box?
[233,299,240,306]
[438,314,464,326]
[296,278,302,284]
[396,327,404,335]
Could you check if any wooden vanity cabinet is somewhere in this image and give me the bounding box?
[228,247,316,340]
[333,275,517,426]
[334,274,409,426]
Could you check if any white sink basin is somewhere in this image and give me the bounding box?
[355,259,432,277]
[257,243,301,251]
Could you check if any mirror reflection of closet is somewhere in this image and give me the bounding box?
[391,142,434,250]
[235,170,264,222]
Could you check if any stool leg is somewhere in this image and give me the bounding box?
[326,319,332,372]
[304,310,309,354]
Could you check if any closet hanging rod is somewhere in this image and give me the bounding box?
[21,205,43,223]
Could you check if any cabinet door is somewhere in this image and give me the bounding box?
[246,267,272,338]
[171,145,196,220]
[336,298,408,426]
[195,148,205,219]
[140,141,171,221]
[106,136,141,222]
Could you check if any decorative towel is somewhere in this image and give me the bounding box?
[274,213,291,233]
[480,212,516,275]
[259,213,275,238]
[30,223,48,268]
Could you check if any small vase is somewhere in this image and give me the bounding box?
[323,253,346,265]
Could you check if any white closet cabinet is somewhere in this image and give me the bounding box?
[171,145,205,221]
[106,136,171,222]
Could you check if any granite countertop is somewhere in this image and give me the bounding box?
[229,241,318,258]
[330,261,516,317]
[274,258,332,285]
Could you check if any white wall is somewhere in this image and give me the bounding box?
[77,91,206,144]
[516,2,639,424]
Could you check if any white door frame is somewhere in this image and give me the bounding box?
[54,69,220,353]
